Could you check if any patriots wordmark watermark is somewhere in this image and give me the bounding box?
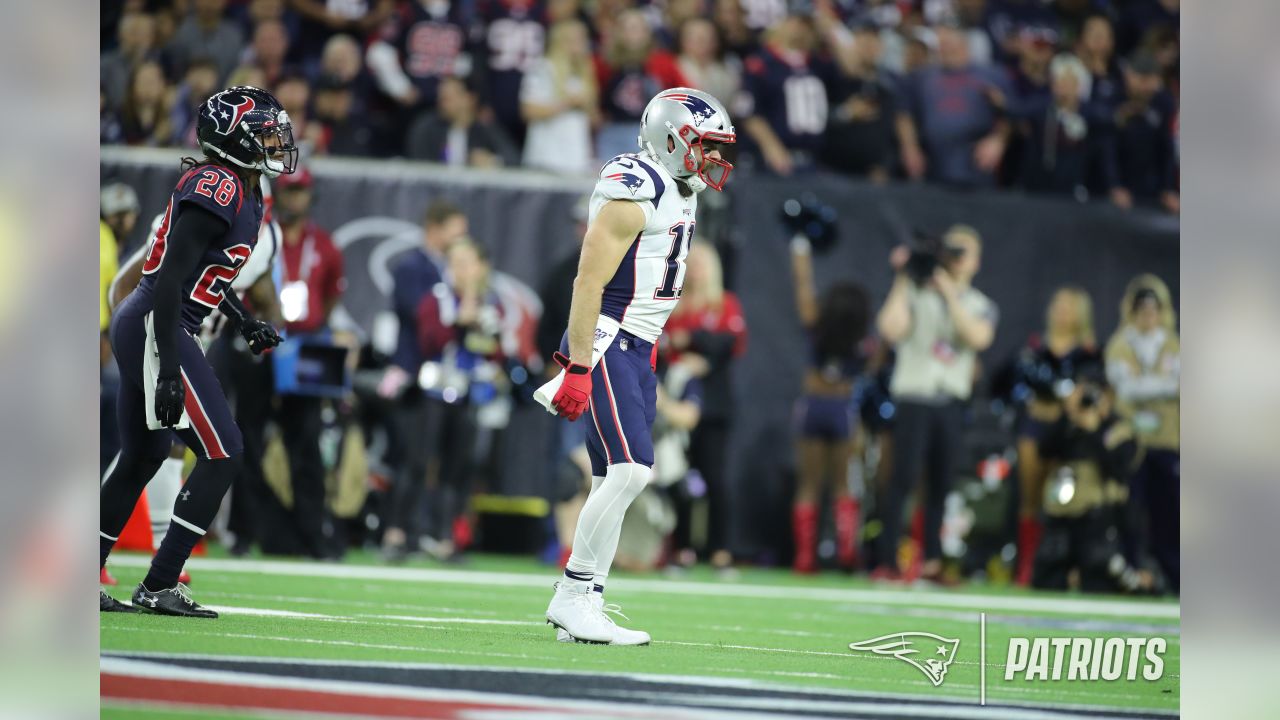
[847,632,961,687]
[1005,637,1167,681]
[847,621,1169,703]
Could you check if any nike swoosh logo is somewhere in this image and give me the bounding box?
[615,160,635,169]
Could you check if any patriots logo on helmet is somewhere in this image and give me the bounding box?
[605,172,646,195]
[660,93,717,127]
[848,632,961,686]
[209,93,257,135]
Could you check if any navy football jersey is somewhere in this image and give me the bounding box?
[133,164,264,332]
[383,0,476,106]
[477,0,547,135]
[740,48,835,158]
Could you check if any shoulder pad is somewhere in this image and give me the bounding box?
[596,154,666,207]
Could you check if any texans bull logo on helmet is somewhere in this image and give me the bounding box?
[208,93,257,136]
[660,93,718,127]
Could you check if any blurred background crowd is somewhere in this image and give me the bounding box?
[102,0,1179,210]
[100,0,1179,597]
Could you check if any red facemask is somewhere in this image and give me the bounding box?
[677,125,736,191]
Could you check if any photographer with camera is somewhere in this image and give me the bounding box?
[874,225,997,582]
[1033,364,1154,594]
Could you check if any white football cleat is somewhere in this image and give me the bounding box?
[555,594,650,646]
[545,581,614,643]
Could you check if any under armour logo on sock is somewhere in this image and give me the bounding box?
[180,490,191,501]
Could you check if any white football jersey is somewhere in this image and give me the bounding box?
[589,152,698,343]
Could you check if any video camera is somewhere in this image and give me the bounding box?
[779,194,839,252]
[904,229,964,286]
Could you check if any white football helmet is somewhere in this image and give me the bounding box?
[637,88,736,192]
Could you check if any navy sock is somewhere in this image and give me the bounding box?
[564,568,592,583]
[143,521,200,590]
[100,534,116,570]
[593,583,604,595]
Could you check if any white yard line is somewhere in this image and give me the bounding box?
[108,555,1179,620]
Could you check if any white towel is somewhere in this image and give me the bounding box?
[142,311,192,431]
[534,315,621,415]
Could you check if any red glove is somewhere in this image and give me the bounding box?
[551,351,592,421]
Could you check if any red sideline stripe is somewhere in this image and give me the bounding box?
[180,370,228,460]
[102,673,526,720]
[588,396,612,464]
[599,356,633,462]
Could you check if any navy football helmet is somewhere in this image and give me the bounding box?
[197,86,298,178]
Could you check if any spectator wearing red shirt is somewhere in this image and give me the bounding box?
[268,164,347,558]
[594,8,688,162]
[276,167,346,335]
[663,242,746,573]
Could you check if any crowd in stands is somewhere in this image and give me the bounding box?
[102,0,1180,211]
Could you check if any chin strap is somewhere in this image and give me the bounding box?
[685,175,707,193]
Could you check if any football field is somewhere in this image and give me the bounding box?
[101,552,1179,719]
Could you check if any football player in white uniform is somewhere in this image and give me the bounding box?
[536,88,736,645]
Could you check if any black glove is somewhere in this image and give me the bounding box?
[239,318,282,355]
[155,375,185,428]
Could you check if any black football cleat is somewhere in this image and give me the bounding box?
[131,582,218,619]
[100,588,138,613]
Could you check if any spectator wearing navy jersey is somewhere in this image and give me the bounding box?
[677,18,741,109]
[1075,14,1122,121]
[521,19,598,175]
[168,0,246,81]
[739,13,832,176]
[102,12,159,113]
[895,25,1011,187]
[406,74,520,167]
[1103,51,1179,214]
[313,74,377,156]
[594,9,689,163]
[366,0,471,115]
[1015,53,1105,199]
[822,21,897,180]
[475,0,548,147]
[1001,25,1057,185]
[1008,26,1057,117]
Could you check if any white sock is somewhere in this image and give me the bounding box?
[148,458,185,549]
[564,464,650,586]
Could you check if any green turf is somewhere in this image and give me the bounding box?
[102,551,1179,716]
[102,705,282,720]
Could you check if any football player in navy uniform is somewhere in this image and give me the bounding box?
[100,86,295,617]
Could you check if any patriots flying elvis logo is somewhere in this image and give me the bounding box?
[848,632,960,686]
[209,93,256,135]
[661,93,717,127]
[606,172,645,195]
